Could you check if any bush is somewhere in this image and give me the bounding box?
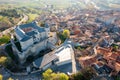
[112,44,119,51]
[43,69,69,80]
[0,35,10,45]
[8,77,14,80]
[0,56,12,68]
[75,46,86,50]
[113,75,120,80]
[58,29,70,43]
[62,29,70,39]
[0,74,3,80]
[70,67,96,80]
[70,72,84,80]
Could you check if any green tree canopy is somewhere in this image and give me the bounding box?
[81,67,96,80]
[40,22,45,27]
[62,29,70,39]
[43,69,53,80]
[7,77,14,80]
[71,72,84,80]
[0,35,11,45]
[70,67,96,80]
[58,29,70,43]
[0,74,3,80]
[113,76,120,80]
[0,56,11,67]
[43,69,69,80]
[58,73,69,80]
[0,56,7,65]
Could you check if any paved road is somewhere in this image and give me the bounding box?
[17,14,28,26]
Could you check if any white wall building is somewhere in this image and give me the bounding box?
[33,40,74,72]
[11,21,57,64]
[15,21,49,51]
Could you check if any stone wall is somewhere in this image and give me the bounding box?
[17,39,48,64]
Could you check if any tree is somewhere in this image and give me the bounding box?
[58,29,70,43]
[115,76,120,80]
[0,56,7,65]
[81,67,96,80]
[43,69,53,80]
[43,69,69,80]
[0,35,11,45]
[113,75,120,80]
[62,29,70,39]
[70,67,96,80]
[112,44,119,51]
[8,77,13,80]
[57,73,69,80]
[40,22,45,27]
[0,74,3,80]
[70,72,84,80]
[0,56,11,67]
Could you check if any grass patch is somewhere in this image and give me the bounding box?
[27,13,38,23]
[0,35,11,45]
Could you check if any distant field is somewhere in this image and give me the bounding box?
[0,0,73,9]
[0,3,42,32]
[109,4,120,8]
[0,0,120,32]
[0,0,72,31]
[27,13,39,23]
[41,0,72,9]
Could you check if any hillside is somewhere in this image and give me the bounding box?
[0,0,120,9]
[0,0,120,32]
[72,0,120,10]
[0,9,21,32]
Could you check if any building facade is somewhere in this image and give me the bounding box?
[33,40,74,73]
[11,21,55,64]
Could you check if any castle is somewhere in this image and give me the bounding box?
[11,21,57,64]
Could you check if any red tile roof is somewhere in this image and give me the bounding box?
[22,27,33,33]
[96,61,104,67]
[79,57,97,68]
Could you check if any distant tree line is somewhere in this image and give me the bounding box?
[17,7,41,14]
[0,9,20,18]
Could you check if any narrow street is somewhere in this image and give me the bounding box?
[17,14,28,26]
